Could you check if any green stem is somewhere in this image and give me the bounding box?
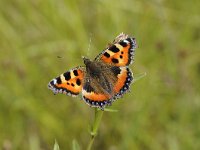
[87,108,104,150]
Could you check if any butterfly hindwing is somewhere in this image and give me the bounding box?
[48,67,85,97]
[95,33,137,67]
[81,65,133,109]
[81,64,113,108]
[112,66,133,99]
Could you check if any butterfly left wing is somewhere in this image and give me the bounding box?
[48,67,85,97]
[95,33,137,67]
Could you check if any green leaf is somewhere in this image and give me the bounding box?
[72,139,80,150]
[53,140,60,150]
[133,72,146,82]
[103,108,118,112]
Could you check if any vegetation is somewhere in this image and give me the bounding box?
[0,0,200,149]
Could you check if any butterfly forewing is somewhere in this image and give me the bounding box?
[48,67,85,97]
[95,34,136,66]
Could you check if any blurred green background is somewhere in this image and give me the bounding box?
[0,0,200,149]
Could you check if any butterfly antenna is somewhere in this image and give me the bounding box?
[86,33,93,57]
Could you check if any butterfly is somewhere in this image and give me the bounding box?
[48,33,137,109]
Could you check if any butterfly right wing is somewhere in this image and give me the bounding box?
[48,66,85,97]
[95,33,137,66]
[82,76,113,109]
[81,66,133,109]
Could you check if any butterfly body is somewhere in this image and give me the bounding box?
[84,57,117,95]
[48,33,137,109]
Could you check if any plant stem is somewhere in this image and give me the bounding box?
[87,108,104,150]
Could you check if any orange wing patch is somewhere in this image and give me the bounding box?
[82,90,112,108]
[82,90,111,101]
[48,67,85,97]
[113,67,128,92]
[98,37,136,67]
[113,67,133,98]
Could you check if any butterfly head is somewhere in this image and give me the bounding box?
[82,56,92,66]
[82,56,102,77]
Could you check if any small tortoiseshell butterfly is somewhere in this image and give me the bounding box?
[48,33,137,109]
